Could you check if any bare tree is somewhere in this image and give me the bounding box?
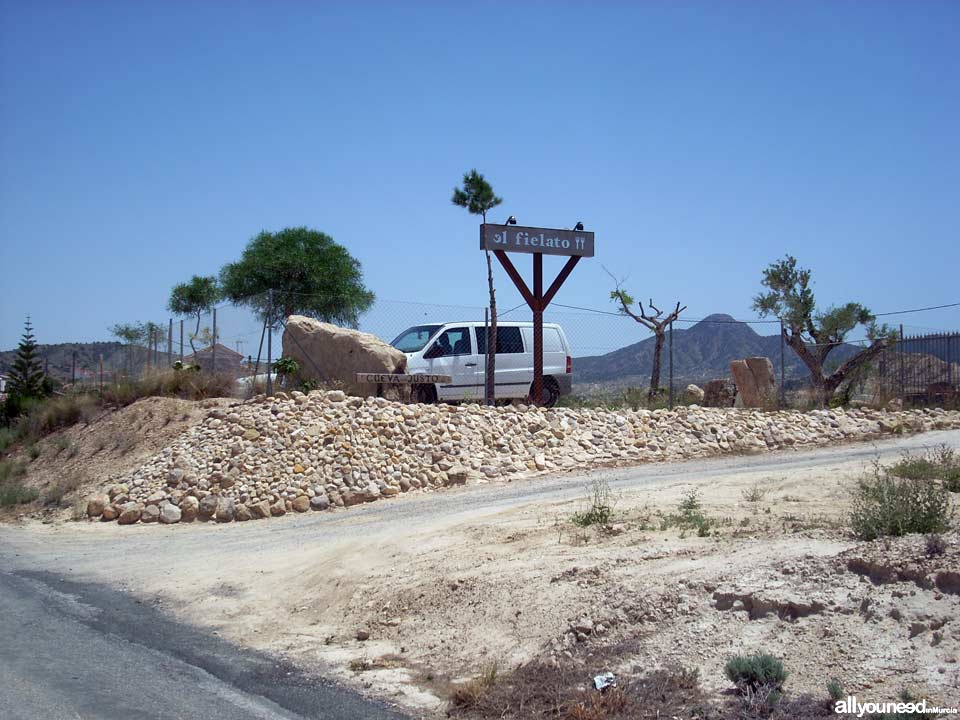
[608,270,686,401]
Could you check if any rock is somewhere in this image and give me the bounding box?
[242,429,260,441]
[683,384,705,404]
[86,494,109,518]
[270,502,286,517]
[167,468,185,487]
[356,629,370,641]
[215,497,236,523]
[251,500,272,519]
[141,504,161,523]
[292,495,310,513]
[282,316,407,397]
[198,494,219,519]
[534,453,547,471]
[234,503,253,522]
[101,504,120,521]
[745,357,777,406]
[446,465,469,485]
[117,502,142,525]
[703,379,735,407]
[730,360,761,408]
[310,495,330,511]
[179,496,199,522]
[107,484,129,501]
[159,503,182,524]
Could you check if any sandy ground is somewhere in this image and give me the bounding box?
[2,430,959,717]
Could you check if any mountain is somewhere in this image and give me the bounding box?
[573,313,859,388]
[0,342,131,382]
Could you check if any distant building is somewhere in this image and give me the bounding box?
[182,343,245,376]
[0,373,7,396]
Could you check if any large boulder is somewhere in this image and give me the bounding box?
[703,379,735,407]
[281,316,407,397]
[731,357,777,408]
[746,357,777,407]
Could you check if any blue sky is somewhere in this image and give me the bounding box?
[2,1,958,354]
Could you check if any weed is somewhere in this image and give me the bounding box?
[53,435,71,455]
[45,473,85,507]
[742,483,768,503]
[724,653,787,693]
[851,462,953,540]
[826,679,844,702]
[925,533,947,557]
[27,444,40,460]
[570,479,616,528]
[449,662,499,709]
[889,446,960,493]
[0,458,37,507]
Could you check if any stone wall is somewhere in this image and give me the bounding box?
[86,391,960,525]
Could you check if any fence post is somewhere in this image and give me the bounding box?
[99,354,104,396]
[266,291,273,396]
[179,320,184,363]
[779,320,786,408]
[212,308,217,373]
[71,350,76,385]
[668,320,674,410]
[168,319,173,366]
[898,324,905,400]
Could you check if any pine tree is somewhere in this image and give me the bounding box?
[8,317,45,398]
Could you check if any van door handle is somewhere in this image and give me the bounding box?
[465,362,477,367]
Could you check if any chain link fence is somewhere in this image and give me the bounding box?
[82,292,957,408]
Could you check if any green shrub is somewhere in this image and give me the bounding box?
[889,447,960,493]
[0,459,38,507]
[571,479,615,527]
[851,464,953,540]
[724,653,787,692]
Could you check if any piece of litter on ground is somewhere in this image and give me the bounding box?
[593,672,616,691]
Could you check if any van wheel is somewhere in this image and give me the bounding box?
[413,383,437,404]
[531,378,560,408]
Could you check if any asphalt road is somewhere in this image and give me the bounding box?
[0,569,408,720]
[1,428,958,719]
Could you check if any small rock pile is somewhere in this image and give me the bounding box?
[86,390,960,526]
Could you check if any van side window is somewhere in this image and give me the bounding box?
[476,326,524,355]
[428,327,472,357]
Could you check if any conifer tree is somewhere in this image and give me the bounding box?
[8,317,45,398]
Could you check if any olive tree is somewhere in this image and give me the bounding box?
[753,255,897,407]
[608,271,686,401]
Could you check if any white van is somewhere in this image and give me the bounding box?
[391,321,573,407]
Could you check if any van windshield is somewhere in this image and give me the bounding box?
[391,325,442,353]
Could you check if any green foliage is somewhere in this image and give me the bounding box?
[109,322,147,345]
[826,679,844,702]
[570,479,615,527]
[851,462,953,540]
[451,169,502,222]
[220,226,374,328]
[0,458,37,507]
[724,653,788,692]
[889,447,960,491]
[8,317,46,400]
[168,275,221,319]
[752,255,897,407]
[168,275,221,353]
[273,356,300,378]
[622,387,645,411]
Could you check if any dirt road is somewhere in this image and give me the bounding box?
[2,429,958,716]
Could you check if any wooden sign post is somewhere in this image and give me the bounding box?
[480,223,594,404]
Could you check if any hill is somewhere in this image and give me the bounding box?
[0,342,132,382]
[573,313,859,388]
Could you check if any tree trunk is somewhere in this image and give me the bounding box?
[485,249,497,405]
[649,331,665,400]
[191,314,200,355]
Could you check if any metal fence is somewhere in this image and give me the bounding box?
[876,329,960,407]
[79,292,958,408]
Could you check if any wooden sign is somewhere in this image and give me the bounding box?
[356,373,452,385]
[481,223,595,257]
